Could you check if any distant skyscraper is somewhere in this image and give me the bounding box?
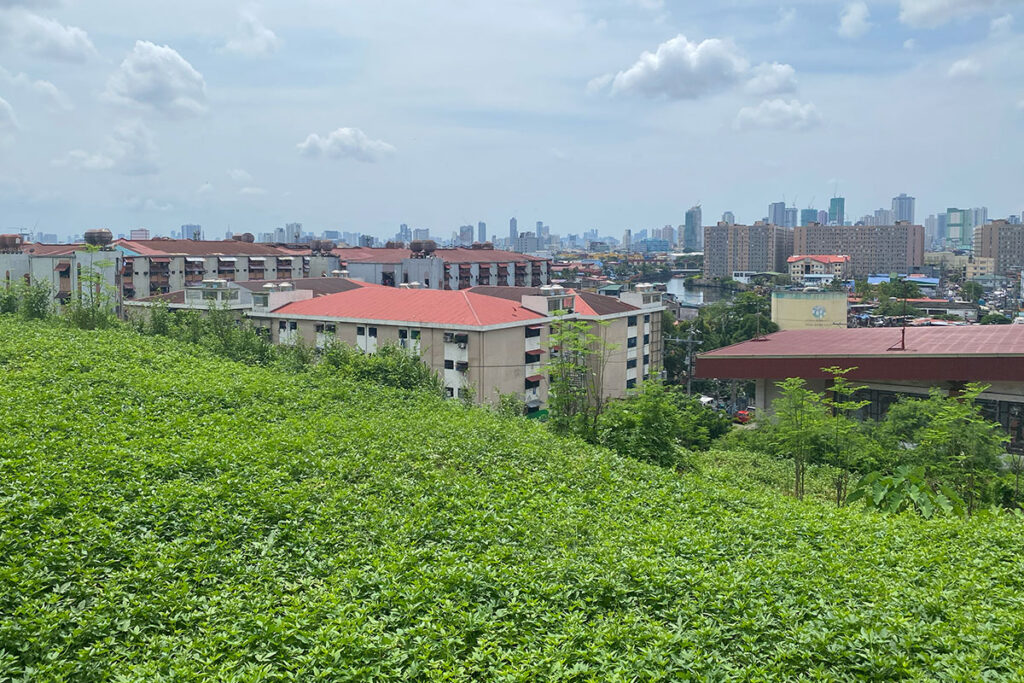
[817,210,829,225]
[413,228,430,241]
[477,221,486,243]
[971,206,989,227]
[768,201,786,227]
[828,197,845,226]
[874,208,894,226]
[684,205,702,249]
[800,208,818,226]
[397,223,412,243]
[946,208,970,248]
[622,229,632,252]
[284,222,302,243]
[358,234,375,248]
[129,228,150,240]
[925,215,938,246]
[892,193,915,224]
[181,224,202,240]
[509,217,518,243]
[458,225,474,245]
[784,207,798,229]
[722,211,735,225]
[1009,215,1022,225]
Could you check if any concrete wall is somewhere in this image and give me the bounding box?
[771,290,848,330]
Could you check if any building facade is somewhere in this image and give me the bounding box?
[974,219,1024,275]
[703,221,794,280]
[793,222,924,279]
[787,254,851,284]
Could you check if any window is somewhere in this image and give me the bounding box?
[399,329,407,339]
[445,387,454,397]
[369,327,377,338]
[444,360,454,369]
[626,378,637,389]
[627,336,637,348]
[644,314,650,323]
[525,326,541,338]
[357,326,365,336]
[627,359,637,369]
[644,334,650,345]
[456,361,469,372]
[326,323,336,334]
[278,321,286,330]
[411,330,420,339]
[627,315,637,326]
[643,354,649,365]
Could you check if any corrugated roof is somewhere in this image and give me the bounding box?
[334,246,547,265]
[234,277,370,296]
[272,287,547,326]
[787,254,851,264]
[701,326,1024,358]
[22,243,83,256]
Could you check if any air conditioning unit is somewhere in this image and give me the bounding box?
[457,342,467,350]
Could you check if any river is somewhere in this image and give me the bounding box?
[664,278,735,306]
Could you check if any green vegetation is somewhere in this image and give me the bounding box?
[3,319,1024,679]
[981,312,1012,325]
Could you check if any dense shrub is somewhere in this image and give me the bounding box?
[2,319,1024,679]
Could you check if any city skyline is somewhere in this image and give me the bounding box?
[1,1,1022,238]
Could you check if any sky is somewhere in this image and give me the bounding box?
[0,0,1022,240]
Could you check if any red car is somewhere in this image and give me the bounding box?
[733,410,751,424]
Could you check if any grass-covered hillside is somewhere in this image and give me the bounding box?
[2,318,1023,681]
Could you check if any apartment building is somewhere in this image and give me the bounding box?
[337,245,550,290]
[974,219,1024,275]
[0,237,121,304]
[792,222,924,279]
[787,254,851,284]
[248,283,664,411]
[702,221,793,280]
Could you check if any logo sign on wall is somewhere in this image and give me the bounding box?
[812,305,827,320]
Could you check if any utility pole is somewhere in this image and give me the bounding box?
[665,327,702,394]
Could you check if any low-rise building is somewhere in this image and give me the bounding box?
[336,245,550,290]
[771,290,848,330]
[249,283,663,411]
[787,254,851,284]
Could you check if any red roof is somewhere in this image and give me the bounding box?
[787,254,851,264]
[22,243,82,256]
[116,239,295,257]
[271,287,547,327]
[697,326,1024,382]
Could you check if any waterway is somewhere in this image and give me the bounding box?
[665,278,735,306]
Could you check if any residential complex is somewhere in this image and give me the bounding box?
[792,222,924,279]
[702,221,794,280]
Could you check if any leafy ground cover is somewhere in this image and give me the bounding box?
[2,318,1024,680]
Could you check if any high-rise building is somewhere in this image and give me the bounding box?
[828,197,845,226]
[974,219,1024,274]
[358,234,375,248]
[458,225,474,245]
[622,229,632,252]
[684,205,702,250]
[284,222,302,243]
[659,224,676,245]
[721,211,735,225]
[397,223,412,243]
[817,210,829,225]
[784,207,798,229]
[1009,215,1022,225]
[892,193,915,224]
[874,208,894,226]
[793,222,925,278]
[413,228,430,241]
[703,222,794,279]
[971,206,989,227]
[800,208,818,226]
[509,217,518,243]
[181,224,202,240]
[129,228,151,241]
[478,221,486,243]
[946,208,970,249]
[925,215,938,246]
[768,201,786,227]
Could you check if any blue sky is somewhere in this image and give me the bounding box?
[0,0,1021,240]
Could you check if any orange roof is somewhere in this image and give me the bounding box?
[272,287,548,327]
[117,239,295,257]
[22,243,83,256]
[333,246,546,265]
[787,254,851,264]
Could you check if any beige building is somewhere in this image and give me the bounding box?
[703,221,793,280]
[771,290,848,330]
[0,238,122,306]
[786,254,851,284]
[793,222,924,278]
[973,219,1024,275]
[248,282,664,413]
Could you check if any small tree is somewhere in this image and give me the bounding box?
[770,377,829,500]
[545,314,616,439]
[820,366,870,506]
[596,382,688,468]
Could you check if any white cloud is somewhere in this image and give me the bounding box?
[54,120,159,175]
[775,7,797,31]
[0,10,95,61]
[239,186,267,195]
[745,62,797,96]
[990,12,1013,35]
[899,0,1004,28]
[734,98,822,131]
[904,38,917,49]
[0,96,18,131]
[197,182,214,194]
[839,2,872,38]
[948,57,982,78]
[297,127,396,162]
[228,168,253,183]
[0,65,72,111]
[105,41,207,117]
[125,196,173,212]
[595,34,749,100]
[222,10,281,56]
